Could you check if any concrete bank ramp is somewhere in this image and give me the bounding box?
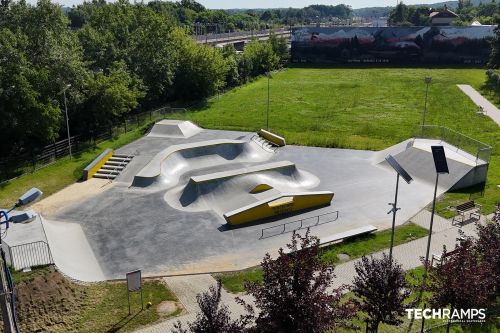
[378,139,484,191]
[132,139,272,188]
[165,161,320,214]
[41,216,106,282]
[148,120,202,138]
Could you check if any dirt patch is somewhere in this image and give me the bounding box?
[31,178,112,216]
[15,266,94,333]
[157,301,182,315]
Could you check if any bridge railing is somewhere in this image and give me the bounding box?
[192,28,290,43]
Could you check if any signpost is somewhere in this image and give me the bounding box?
[126,270,143,314]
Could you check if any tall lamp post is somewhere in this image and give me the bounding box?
[424,146,449,271]
[59,84,72,159]
[421,77,432,136]
[265,71,272,130]
[385,155,413,261]
[0,188,43,333]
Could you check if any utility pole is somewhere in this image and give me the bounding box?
[60,84,72,158]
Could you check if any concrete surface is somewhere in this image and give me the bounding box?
[36,124,484,282]
[457,84,500,126]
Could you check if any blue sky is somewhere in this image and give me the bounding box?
[41,0,444,9]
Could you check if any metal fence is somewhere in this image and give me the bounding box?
[4,241,53,271]
[416,125,493,164]
[260,211,339,239]
[0,106,186,183]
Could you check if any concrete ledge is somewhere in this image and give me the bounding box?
[319,225,377,246]
[83,148,113,180]
[190,161,295,184]
[223,191,334,225]
[258,129,286,147]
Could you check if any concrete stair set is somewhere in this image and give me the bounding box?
[93,154,133,180]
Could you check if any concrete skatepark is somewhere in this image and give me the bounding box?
[12,120,488,281]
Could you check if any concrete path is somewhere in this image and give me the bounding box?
[134,209,484,333]
[457,84,500,126]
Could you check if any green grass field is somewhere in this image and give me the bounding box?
[0,126,147,208]
[169,67,500,214]
[216,222,428,293]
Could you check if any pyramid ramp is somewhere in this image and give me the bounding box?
[148,120,202,138]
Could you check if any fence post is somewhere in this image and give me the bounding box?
[53,142,57,161]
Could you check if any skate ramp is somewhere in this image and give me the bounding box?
[165,161,320,214]
[378,139,484,191]
[132,139,272,187]
[148,120,202,138]
[41,216,106,282]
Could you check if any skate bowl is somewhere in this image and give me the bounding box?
[147,119,202,138]
[165,161,321,214]
[132,139,273,188]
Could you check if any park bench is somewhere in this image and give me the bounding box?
[452,201,481,225]
[431,247,461,267]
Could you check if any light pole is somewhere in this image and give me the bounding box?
[422,77,432,136]
[385,155,413,261]
[424,146,449,271]
[265,71,272,130]
[60,84,72,159]
[0,188,43,333]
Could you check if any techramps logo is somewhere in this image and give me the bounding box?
[406,308,487,324]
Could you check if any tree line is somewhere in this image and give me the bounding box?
[175,207,500,333]
[0,0,288,156]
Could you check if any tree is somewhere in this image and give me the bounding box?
[241,230,357,333]
[170,28,227,100]
[351,254,412,333]
[173,280,250,333]
[426,239,497,316]
[79,61,145,131]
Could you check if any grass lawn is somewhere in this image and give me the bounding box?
[216,222,428,293]
[12,265,180,333]
[169,67,500,214]
[0,126,146,209]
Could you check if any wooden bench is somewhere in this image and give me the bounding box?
[431,247,460,267]
[452,201,481,225]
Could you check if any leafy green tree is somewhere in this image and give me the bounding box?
[79,61,145,131]
[170,28,227,100]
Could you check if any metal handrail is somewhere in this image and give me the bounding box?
[415,125,492,164]
[260,210,339,239]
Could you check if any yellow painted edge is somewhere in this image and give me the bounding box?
[87,150,113,180]
[249,183,273,194]
[258,130,286,147]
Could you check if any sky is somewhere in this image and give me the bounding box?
[38,0,448,9]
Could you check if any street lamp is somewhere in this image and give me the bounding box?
[421,77,432,136]
[59,84,72,159]
[0,187,43,333]
[424,146,449,271]
[385,155,413,261]
[265,71,272,130]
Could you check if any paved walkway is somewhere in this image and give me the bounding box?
[135,210,483,333]
[457,84,500,126]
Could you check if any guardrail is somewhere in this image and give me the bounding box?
[192,28,290,43]
[260,210,339,239]
[416,125,492,164]
[6,241,53,271]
